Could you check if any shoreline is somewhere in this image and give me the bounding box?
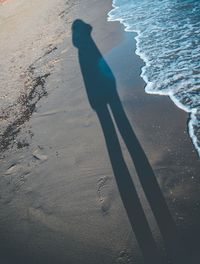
[108,1,200,158]
[0,0,200,263]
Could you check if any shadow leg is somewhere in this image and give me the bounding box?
[109,98,188,264]
[96,105,163,264]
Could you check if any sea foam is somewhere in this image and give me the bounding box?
[108,0,200,157]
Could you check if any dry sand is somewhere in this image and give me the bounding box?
[0,0,200,263]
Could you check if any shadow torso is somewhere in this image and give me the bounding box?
[77,35,116,110]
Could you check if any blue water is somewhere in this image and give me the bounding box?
[108,0,200,156]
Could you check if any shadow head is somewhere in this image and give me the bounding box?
[72,19,93,48]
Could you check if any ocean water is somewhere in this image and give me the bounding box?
[108,0,200,156]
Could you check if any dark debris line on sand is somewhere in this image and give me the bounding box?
[0,73,50,152]
[0,0,78,153]
[0,50,55,152]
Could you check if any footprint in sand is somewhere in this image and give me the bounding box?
[115,250,134,264]
[97,176,113,214]
[5,163,31,176]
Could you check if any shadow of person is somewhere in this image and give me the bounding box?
[72,19,188,264]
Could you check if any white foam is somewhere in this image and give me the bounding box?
[108,0,200,157]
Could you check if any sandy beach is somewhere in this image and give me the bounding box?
[0,0,200,263]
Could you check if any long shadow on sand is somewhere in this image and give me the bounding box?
[72,19,188,264]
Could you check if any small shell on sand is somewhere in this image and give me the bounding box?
[32,148,48,161]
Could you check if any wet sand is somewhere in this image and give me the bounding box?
[0,0,200,263]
